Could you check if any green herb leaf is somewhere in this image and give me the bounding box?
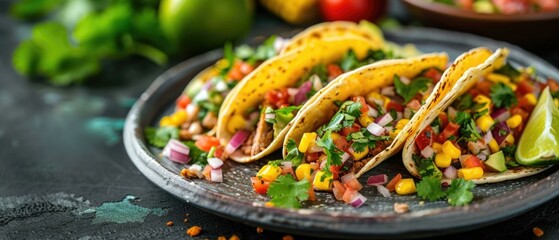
[416,176,447,201]
[285,139,304,167]
[446,178,476,206]
[394,75,431,104]
[144,126,179,148]
[490,82,517,108]
[340,50,359,72]
[10,0,63,20]
[454,93,473,111]
[184,141,208,166]
[494,63,520,79]
[413,154,442,179]
[455,111,482,142]
[267,175,310,209]
[316,131,343,173]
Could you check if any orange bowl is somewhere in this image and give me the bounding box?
[403,0,559,50]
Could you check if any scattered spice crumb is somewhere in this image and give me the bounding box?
[264,202,274,207]
[419,201,425,206]
[183,218,189,223]
[166,221,174,226]
[181,168,198,178]
[282,235,294,240]
[187,226,202,237]
[394,203,409,214]
[256,227,264,233]
[229,234,240,240]
[533,227,544,237]
[217,236,226,240]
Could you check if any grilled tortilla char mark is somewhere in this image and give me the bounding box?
[251,104,274,156]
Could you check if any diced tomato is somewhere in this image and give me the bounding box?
[306,152,321,162]
[469,88,480,98]
[334,134,351,152]
[456,0,474,9]
[332,181,346,200]
[386,101,405,112]
[195,136,221,152]
[251,177,271,194]
[547,79,559,92]
[214,145,225,159]
[351,96,369,114]
[341,174,362,191]
[203,165,212,181]
[476,80,492,97]
[461,155,485,169]
[516,80,535,95]
[511,106,529,122]
[342,187,358,203]
[330,165,341,180]
[438,112,449,129]
[228,61,254,81]
[308,187,316,201]
[517,96,535,113]
[176,95,191,109]
[406,99,422,111]
[265,89,289,108]
[385,173,402,192]
[341,123,361,136]
[327,63,344,79]
[438,122,460,143]
[422,68,442,83]
[415,126,434,151]
[238,61,254,75]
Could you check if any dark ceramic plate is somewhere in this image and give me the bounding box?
[124,27,559,239]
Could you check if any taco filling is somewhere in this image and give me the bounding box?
[410,63,559,181]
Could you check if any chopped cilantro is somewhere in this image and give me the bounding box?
[267,175,310,209]
[455,111,482,142]
[494,63,520,79]
[502,145,516,158]
[393,75,431,104]
[490,82,517,108]
[416,176,447,201]
[233,35,277,65]
[322,101,361,132]
[413,154,442,179]
[454,94,473,111]
[366,49,393,61]
[316,131,343,176]
[220,42,235,76]
[267,159,285,167]
[446,178,476,206]
[285,139,304,167]
[340,49,360,72]
[144,126,179,148]
[265,106,301,124]
[347,129,389,152]
[183,141,208,166]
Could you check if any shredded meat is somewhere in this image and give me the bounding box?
[251,108,273,156]
[241,131,256,155]
[343,140,391,174]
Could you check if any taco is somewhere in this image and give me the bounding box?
[402,48,557,184]
[216,34,398,163]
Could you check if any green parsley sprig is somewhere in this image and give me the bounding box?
[416,176,476,206]
[267,175,311,209]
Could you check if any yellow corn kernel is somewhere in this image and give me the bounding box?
[396,119,410,130]
[159,116,175,127]
[506,83,517,91]
[488,139,500,153]
[442,140,461,159]
[432,142,443,153]
[476,115,495,132]
[505,134,515,144]
[295,164,312,182]
[350,146,369,160]
[227,114,246,134]
[525,93,537,105]
[395,178,416,195]
[298,132,317,153]
[330,132,341,141]
[435,152,452,168]
[506,114,522,129]
[474,95,491,114]
[359,115,374,127]
[264,201,274,207]
[487,73,510,84]
[389,129,401,139]
[256,165,282,182]
[313,170,333,191]
[171,110,187,126]
[555,99,559,108]
[457,167,484,180]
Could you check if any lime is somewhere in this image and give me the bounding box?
[516,86,559,166]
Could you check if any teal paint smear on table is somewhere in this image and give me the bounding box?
[82,195,166,224]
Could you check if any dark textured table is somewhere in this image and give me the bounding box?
[2,1,559,239]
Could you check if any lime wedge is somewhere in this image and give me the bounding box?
[516,86,559,166]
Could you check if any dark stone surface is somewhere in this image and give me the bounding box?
[1,1,558,239]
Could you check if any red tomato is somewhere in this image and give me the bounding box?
[332,180,346,200]
[238,61,254,75]
[547,79,559,92]
[342,187,358,203]
[306,152,321,162]
[385,173,402,192]
[351,96,369,114]
[386,101,405,112]
[438,112,449,129]
[517,96,535,113]
[476,80,492,97]
[516,80,535,95]
[308,187,316,201]
[406,99,422,111]
[265,89,289,108]
[251,177,271,194]
[319,0,387,22]
[341,123,361,136]
[327,64,344,79]
[492,0,530,14]
[330,165,341,181]
[415,126,434,151]
[195,136,221,152]
[511,106,529,122]
[176,95,191,109]
[214,145,225,159]
[438,122,460,143]
[422,68,442,83]
[456,0,474,9]
[461,155,485,169]
[334,136,351,152]
[228,61,253,81]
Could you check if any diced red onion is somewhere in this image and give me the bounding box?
[350,192,367,208]
[341,152,351,163]
[281,161,294,176]
[273,36,288,52]
[311,74,322,91]
[404,107,413,119]
[376,185,391,198]
[294,81,312,105]
[443,165,457,179]
[265,113,275,121]
[491,108,511,123]
[308,145,324,153]
[367,174,388,186]
[400,76,411,84]
[491,121,511,145]
[381,86,395,96]
[421,146,435,158]
[375,113,393,126]
[210,168,223,182]
[447,107,457,120]
[193,89,209,102]
[395,111,403,121]
[215,80,228,92]
[287,88,298,103]
[367,105,378,117]
[207,157,224,169]
[366,122,385,136]
[484,130,494,144]
[189,164,204,178]
[164,139,191,164]
[225,130,250,155]
[202,81,213,90]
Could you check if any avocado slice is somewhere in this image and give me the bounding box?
[484,151,507,173]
